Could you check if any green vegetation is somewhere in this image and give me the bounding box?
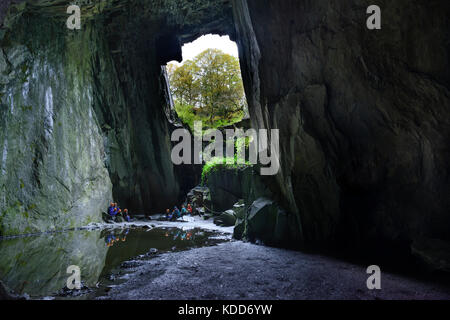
[201,155,251,185]
[168,48,253,182]
[167,48,246,132]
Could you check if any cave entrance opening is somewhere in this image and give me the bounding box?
[163,33,253,206]
[166,34,250,134]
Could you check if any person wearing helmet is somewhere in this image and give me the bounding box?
[108,202,116,216]
[171,206,180,221]
[123,209,131,222]
[181,205,188,217]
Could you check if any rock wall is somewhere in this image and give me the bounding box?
[205,166,298,247]
[233,0,450,251]
[96,26,181,213]
[2,0,449,258]
[0,3,178,235]
[0,0,233,235]
[0,17,112,235]
[205,166,272,212]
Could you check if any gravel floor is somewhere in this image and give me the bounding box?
[101,241,450,300]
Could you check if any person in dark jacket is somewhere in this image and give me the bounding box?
[172,206,181,220]
[123,209,131,222]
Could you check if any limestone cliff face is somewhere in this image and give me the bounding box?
[233,0,450,249]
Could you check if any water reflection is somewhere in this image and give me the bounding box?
[0,226,227,298]
[105,229,130,247]
[165,229,196,241]
[0,229,107,297]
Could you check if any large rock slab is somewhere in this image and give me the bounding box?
[213,209,237,227]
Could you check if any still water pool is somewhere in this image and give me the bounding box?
[0,226,230,299]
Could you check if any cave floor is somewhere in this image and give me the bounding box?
[2,215,449,300]
[99,240,450,300]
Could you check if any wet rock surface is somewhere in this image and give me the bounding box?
[102,241,450,300]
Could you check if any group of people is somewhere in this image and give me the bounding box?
[107,201,202,223]
[165,204,193,221]
[107,202,132,222]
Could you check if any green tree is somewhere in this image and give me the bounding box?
[167,60,199,107]
[168,49,245,129]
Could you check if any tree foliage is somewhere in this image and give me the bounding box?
[167,49,246,130]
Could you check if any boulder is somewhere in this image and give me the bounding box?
[233,218,246,240]
[231,200,247,239]
[246,198,290,247]
[213,210,237,227]
[186,186,211,209]
[232,200,246,220]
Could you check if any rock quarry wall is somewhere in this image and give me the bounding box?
[0,1,203,235]
[232,0,450,251]
[0,16,114,235]
[1,0,449,260]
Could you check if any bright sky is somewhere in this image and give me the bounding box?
[169,34,239,66]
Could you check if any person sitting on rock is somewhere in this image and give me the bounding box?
[187,204,193,215]
[181,205,188,217]
[165,209,171,220]
[172,206,180,221]
[123,209,131,222]
[111,203,120,216]
[108,202,116,216]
